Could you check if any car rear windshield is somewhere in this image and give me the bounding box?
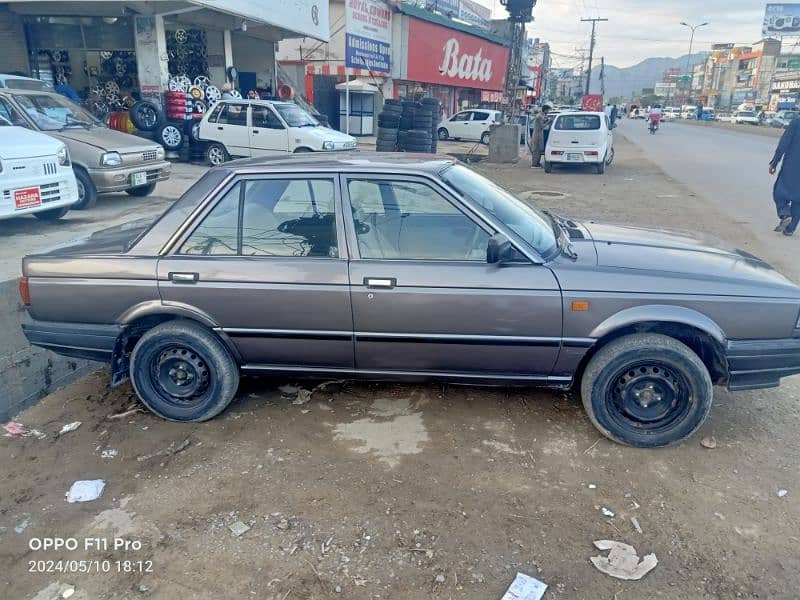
[554,115,601,130]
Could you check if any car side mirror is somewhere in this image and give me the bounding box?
[487,233,514,264]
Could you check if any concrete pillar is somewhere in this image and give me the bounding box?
[134,15,170,109]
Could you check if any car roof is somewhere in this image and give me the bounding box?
[221,151,457,174]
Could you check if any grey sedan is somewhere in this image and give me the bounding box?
[19,154,800,447]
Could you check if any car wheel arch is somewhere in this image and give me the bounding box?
[577,311,728,387]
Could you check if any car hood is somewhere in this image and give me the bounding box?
[583,222,799,291]
[34,218,156,256]
[0,126,62,158]
[51,127,158,154]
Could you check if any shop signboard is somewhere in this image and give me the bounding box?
[190,0,330,41]
[345,0,392,73]
[763,4,800,37]
[406,18,509,91]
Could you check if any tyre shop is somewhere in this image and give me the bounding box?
[390,3,508,117]
[0,1,329,153]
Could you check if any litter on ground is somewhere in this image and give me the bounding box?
[500,572,548,600]
[65,480,105,503]
[590,540,658,580]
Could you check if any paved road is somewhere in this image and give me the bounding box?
[617,120,794,273]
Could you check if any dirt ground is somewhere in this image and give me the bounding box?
[2,135,800,600]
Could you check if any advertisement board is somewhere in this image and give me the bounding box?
[406,18,509,91]
[190,0,329,41]
[763,4,800,37]
[345,0,392,72]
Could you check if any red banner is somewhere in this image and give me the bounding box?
[406,18,509,91]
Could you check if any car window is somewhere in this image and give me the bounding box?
[348,178,490,261]
[252,105,284,129]
[241,179,337,257]
[0,97,27,127]
[472,111,490,121]
[555,115,601,130]
[180,183,241,255]
[451,112,471,121]
[216,103,248,126]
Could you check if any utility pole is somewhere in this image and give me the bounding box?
[581,17,608,96]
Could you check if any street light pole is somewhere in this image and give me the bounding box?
[681,21,709,85]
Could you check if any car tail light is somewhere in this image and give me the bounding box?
[19,276,30,305]
[584,150,599,156]
[551,150,564,155]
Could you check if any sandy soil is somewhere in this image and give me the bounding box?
[2,136,799,600]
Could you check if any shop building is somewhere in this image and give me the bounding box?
[0,1,329,110]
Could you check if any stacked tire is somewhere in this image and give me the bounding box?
[376,99,402,152]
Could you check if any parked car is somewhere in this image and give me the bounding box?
[437,109,503,143]
[544,111,614,174]
[730,110,760,125]
[22,153,800,447]
[0,73,53,91]
[768,110,798,128]
[0,122,78,220]
[198,99,357,165]
[0,88,170,210]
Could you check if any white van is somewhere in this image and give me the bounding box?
[199,100,357,165]
[544,111,614,175]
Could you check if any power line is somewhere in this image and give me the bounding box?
[581,17,608,94]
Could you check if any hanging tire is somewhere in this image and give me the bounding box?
[72,167,97,210]
[130,320,240,422]
[157,123,184,150]
[126,183,157,197]
[206,142,228,166]
[33,206,69,221]
[580,333,713,448]
[129,100,162,132]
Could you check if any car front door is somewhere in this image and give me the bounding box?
[157,174,353,372]
[249,105,289,155]
[212,102,251,157]
[342,174,563,380]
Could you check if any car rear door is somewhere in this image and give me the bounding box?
[157,173,354,372]
[249,104,289,155]
[341,173,563,380]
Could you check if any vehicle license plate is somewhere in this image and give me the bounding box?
[14,187,41,209]
[130,172,148,187]
[567,153,583,161]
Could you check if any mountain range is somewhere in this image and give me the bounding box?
[588,53,709,100]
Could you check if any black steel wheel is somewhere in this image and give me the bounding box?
[130,320,239,422]
[581,333,713,447]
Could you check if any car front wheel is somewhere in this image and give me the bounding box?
[130,320,240,422]
[580,333,713,447]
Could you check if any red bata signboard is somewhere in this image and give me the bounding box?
[406,18,508,91]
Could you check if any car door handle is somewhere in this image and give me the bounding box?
[169,272,199,284]
[364,277,396,289]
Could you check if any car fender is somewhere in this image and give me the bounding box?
[589,304,727,345]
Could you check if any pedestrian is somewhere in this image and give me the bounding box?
[770,116,800,235]
[528,107,545,168]
[610,104,618,127]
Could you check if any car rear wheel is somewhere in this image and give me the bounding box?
[130,320,239,422]
[580,333,713,448]
[33,206,69,221]
[205,142,228,166]
[72,167,97,210]
[126,183,157,197]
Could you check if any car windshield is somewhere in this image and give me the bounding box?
[272,103,318,127]
[555,114,601,130]
[13,93,100,130]
[441,164,558,257]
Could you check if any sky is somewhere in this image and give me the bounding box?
[475,0,774,68]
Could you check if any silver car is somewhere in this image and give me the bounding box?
[19,154,800,447]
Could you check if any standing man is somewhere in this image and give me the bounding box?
[528,107,546,168]
[770,116,800,235]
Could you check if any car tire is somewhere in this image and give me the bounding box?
[481,131,490,144]
[33,206,69,221]
[130,320,239,422]
[72,167,97,210]
[157,123,184,151]
[437,128,449,140]
[580,333,713,448]
[543,161,552,173]
[129,100,163,132]
[126,183,157,197]
[206,142,228,166]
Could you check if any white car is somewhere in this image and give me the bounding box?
[0,122,78,220]
[730,110,760,125]
[544,111,614,175]
[437,109,503,144]
[199,100,357,165]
